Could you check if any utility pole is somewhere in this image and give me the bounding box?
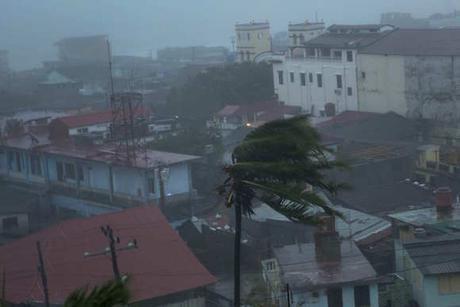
[36,241,50,307]
[84,225,138,281]
[158,165,169,213]
[1,268,6,307]
[286,283,291,307]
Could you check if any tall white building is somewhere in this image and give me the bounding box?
[235,21,271,62]
[273,24,392,117]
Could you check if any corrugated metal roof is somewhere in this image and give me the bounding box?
[304,32,386,49]
[404,236,460,275]
[274,240,377,290]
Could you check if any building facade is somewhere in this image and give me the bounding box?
[358,29,460,122]
[0,134,198,215]
[262,215,380,307]
[235,21,271,62]
[274,25,390,117]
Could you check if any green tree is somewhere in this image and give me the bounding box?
[166,62,274,121]
[218,116,346,306]
[64,279,130,307]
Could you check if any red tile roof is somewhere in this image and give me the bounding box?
[316,111,378,129]
[55,110,113,128]
[0,206,215,305]
[54,107,151,129]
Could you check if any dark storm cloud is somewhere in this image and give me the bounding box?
[0,0,456,70]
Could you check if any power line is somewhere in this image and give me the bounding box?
[84,225,138,281]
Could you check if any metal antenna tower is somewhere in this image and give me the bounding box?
[110,92,147,165]
[106,40,147,166]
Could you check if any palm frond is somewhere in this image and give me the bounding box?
[64,279,130,307]
[241,180,344,221]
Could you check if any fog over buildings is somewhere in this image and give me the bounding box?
[1,0,460,70]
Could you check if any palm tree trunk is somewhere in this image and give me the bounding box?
[234,202,242,307]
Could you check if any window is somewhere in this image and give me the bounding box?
[290,72,295,83]
[2,217,18,231]
[347,87,353,96]
[8,151,23,173]
[247,33,250,40]
[7,151,15,171]
[77,127,89,134]
[439,273,460,294]
[333,50,342,59]
[300,73,306,86]
[336,75,343,89]
[15,152,22,173]
[347,50,353,62]
[57,162,64,181]
[321,48,331,57]
[148,174,155,194]
[309,73,313,83]
[77,165,84,181]
[354,285,370,307]
[65,163,76,180]
[278,71,284,85]
[30,154,42,176]
[327,288,343,307]
[237,33,241,41]
[292,34,297,45]
[317,73,323,88]
[361,71,366,79]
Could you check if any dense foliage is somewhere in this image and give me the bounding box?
[166,62,274,120]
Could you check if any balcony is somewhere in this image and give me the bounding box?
[287,55,343,63]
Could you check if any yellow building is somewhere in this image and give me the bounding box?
[235,21,271,62]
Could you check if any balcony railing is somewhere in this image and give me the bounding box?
[287,55,342,63]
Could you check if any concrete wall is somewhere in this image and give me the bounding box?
[236,26,271,62]
[290,283,379,307]
[358,54,407,115]
[423,275,460,307]
[68,122,110,136]
[358,54,460,122]
[404,55,460,121]
[274,52,358,116]
[113,166,146,198]
[0,213,29,236]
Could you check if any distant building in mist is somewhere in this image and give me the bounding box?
[0,50,9,73]
[235,21,271,62]
[55,35,109,65]
[157,46,229,64]
[0,50,9,91]
[381,11,460,29]
[381,12,429,28]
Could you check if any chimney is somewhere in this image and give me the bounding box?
[314,214,341,263]
[435,187,453,212]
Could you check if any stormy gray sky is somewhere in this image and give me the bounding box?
[1,0,459,70]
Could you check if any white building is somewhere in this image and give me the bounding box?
[358,28,460,122]
[273,24,392,117]
[235,21,271,62]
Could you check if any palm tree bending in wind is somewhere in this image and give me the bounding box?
[218,115,347,307]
